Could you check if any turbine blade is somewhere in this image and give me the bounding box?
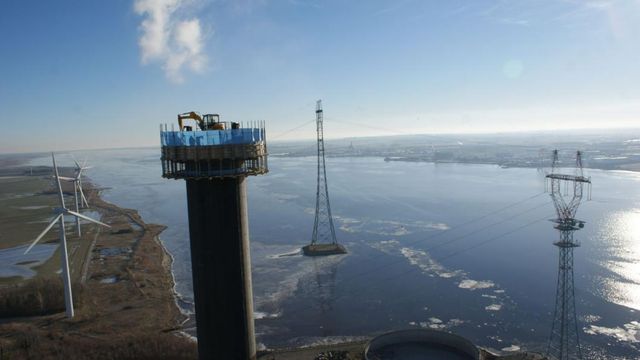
[82,157,87,168]
[58,176,75,181]
[66,210,110,228]
[52,153,66,208]
[78,185,89,207]
[25,214,62,254]
[71,153,81,169]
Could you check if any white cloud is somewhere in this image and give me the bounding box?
[134,0,208,83]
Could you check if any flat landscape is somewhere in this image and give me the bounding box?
[0,163,194,359]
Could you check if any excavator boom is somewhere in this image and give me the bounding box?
[177,111,225,131]
[177,112,203,131]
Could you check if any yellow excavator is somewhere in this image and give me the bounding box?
[178,112,226,131]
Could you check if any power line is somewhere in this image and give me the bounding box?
[317,198,551,293]
[277,213,551,328]
[270,119,316,140]
[270,112,409,142]
[346,214,551,305]
[323,116,423,137]
[267,101,319,140]
[313,193,546,285]
[269,198,550,321]
[439,214,551,262]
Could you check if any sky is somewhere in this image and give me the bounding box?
[1,0,639,153]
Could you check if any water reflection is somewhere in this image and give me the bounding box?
[312,257,338,337]
[597,210,640,310]
[0,244,58,278]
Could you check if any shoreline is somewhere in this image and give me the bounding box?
[271,154,640,173]
[0,169,197,358]
[381,156,640,173]
[87,182,189,330]
[92,186,197,338]
[158,230,196,334]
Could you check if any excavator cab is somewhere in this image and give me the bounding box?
[178,112,226,131]
[202,114,224,130]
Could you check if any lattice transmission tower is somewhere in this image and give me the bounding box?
[312,99,337,245]
[546,150,592,360]
[304,100,346,256]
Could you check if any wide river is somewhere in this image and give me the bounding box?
[27,148,640,358]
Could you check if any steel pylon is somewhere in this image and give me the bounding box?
[311,100,338,246]
[546,150,591,360]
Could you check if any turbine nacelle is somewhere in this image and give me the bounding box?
[52,207,66,214]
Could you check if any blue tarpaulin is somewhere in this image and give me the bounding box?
[160,128,264,146]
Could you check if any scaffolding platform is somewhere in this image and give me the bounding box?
[160,123,268,179]
[302,243,347,256]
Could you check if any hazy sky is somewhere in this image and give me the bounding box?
[1,0,639,153]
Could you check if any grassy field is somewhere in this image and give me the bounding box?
[0,173,101,287]
[0,175,57,250]
[0,165,194,359]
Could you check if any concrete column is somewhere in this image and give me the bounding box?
[186,177,256,360]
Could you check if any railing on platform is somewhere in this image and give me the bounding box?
[160,128,266,147]
[159,123,268,179]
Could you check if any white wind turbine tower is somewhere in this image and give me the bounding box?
[24,153,110,318]
[58,157,92,237]
[72,156,91,208]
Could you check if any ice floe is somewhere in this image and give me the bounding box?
[253,244,345,319]
[488,335,503,343]
[582,314,602,323]
[399,247,464,279]
[271,193,299,203]
[501,345,521,352]
[584,321,640,343]
[336,216,449,237]
[266,248,302,259]
[254,311,281,320]
[411,317,464,330]
[285,335,370,349]
[458,279,495,290]
[370,239,400,254]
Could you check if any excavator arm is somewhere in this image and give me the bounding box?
[177,111,226,131]
[177,112,203,131]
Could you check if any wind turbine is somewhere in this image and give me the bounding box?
[58,157,91,237]
[24,153,110,318]
[72,155,91,208]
